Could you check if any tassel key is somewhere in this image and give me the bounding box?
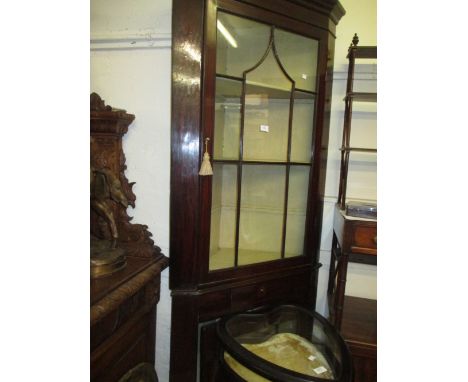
[199,138,213,176]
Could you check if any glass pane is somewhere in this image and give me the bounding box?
[290,91,315,163]
[243,52,293,162]
[274,29,319,92]
[238,165,285,265]
[247,50,292,91]
[214,77,242,160]
[209,163,238,271]
[285,166,310,257]
[216,12,271,78]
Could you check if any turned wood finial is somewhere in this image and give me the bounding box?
[352,33,359,47]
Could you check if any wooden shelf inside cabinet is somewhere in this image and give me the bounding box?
[339,147,376,153]
[216,74,317,100]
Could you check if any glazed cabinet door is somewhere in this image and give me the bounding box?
[202,3,326,277]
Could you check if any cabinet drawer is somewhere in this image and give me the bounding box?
[231,274,308,312]
[351,226,377,254]
[199,290,231,321]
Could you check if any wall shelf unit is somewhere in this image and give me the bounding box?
[338,34,377,210]
[327,34,377,382]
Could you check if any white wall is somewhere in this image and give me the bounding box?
[90,1,376,380]
[91,1,172,380]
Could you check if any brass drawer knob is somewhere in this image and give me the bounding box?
[373,235,377,244]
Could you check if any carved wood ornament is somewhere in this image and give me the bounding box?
[90,93,162,260]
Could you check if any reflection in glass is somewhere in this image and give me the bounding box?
[209,164,238,271]
[243,52,292,162]
[214,77,242,160]
[238,165,286,265]
[274,29,319,92]
[291,91,315,163]
[285,166,310,257]
[216,12,270,78]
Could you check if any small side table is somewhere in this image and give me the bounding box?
[327,204,377,382]
[328,203,376,329]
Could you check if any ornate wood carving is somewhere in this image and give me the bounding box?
[91,92,162,258]
[90,256,169,381]
[90,93,169,381]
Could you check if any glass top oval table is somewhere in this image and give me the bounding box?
[216,305,353,382]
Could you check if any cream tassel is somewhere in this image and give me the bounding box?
[199,138,213,176]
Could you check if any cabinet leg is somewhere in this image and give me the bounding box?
[327,233,338,298]
[334,250,349,331]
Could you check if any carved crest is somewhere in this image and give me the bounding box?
[90,92,112,112]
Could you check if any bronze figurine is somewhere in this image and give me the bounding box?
[90,160,128,278]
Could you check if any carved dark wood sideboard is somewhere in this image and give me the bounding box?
[90,93,169,381]
[170,1,345,381]
[91,256,168,381]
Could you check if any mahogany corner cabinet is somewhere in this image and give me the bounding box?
[170,1,345,380]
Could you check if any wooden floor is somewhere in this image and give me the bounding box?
[340,296,377,382]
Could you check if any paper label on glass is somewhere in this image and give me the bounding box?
[313,366,327,374]
[260,124,269,132]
